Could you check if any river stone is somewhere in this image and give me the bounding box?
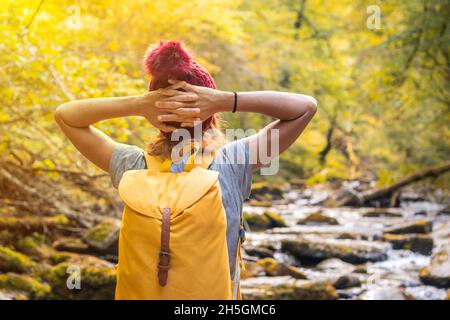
[281,238,388,263]
[382,233,433,255]
[384,219,432,234]
[297,212,339,226]
[358,287,414,300]
[241,276,338,300]
[333,274,361,289]
[419,244,450,288]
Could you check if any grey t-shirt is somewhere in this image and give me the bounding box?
[109,139,252,279]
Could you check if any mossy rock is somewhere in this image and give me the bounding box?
[382,233,433,255]
[250,181,284,201]
[243,212,271,230]
[240,261,265,279]
[243,210,287,231]
[52,237,89,254]
[384,219,433,234]
[247,200,273,207]
[0,246,36,273]
[281,238,388,263]
[15,234,52,259]
[41,254,115,299]
[362,209,403,218]
[241,276,338,300]
[263,210,287,228]
[49,251,77,265]
[0,214,72,234]
[419,244,450,288]
[257,257,307,279]
[297,212,339,226]
[83,219,120,254]
[257,257,280,276]
[0,230,15,246]
[0,273,51,299]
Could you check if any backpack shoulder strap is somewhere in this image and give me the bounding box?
[144,149,216,173]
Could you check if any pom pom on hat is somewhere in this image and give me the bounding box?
[144,41,193,79]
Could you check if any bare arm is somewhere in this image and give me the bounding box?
[217,91,317,170]
[54,88,199,171]
[156,80,317,170]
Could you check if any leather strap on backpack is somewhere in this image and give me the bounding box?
[158,207,171,286]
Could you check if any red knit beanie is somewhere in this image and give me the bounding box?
[143,41,217,136]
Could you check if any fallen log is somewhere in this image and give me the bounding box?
[334,161,450,207]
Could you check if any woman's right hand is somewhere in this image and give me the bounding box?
[153,79,232,127]
[137,88,202,132]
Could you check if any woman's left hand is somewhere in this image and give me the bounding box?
[155,79,230,127]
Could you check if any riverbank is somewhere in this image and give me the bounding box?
[0,181,449,300]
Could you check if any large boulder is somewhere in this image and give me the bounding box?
[241,276,338,300]
[281,237,388,263]
[382,233,433,255]
[419,244,450,288]
[384,219,432,234]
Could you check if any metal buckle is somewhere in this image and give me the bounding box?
[159,251,170,263]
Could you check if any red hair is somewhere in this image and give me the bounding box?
[144,41,224,159]
[144,40,218,136]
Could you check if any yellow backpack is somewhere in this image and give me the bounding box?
[115,151,245,300]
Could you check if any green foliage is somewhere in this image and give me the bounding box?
[0,0,448,185]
